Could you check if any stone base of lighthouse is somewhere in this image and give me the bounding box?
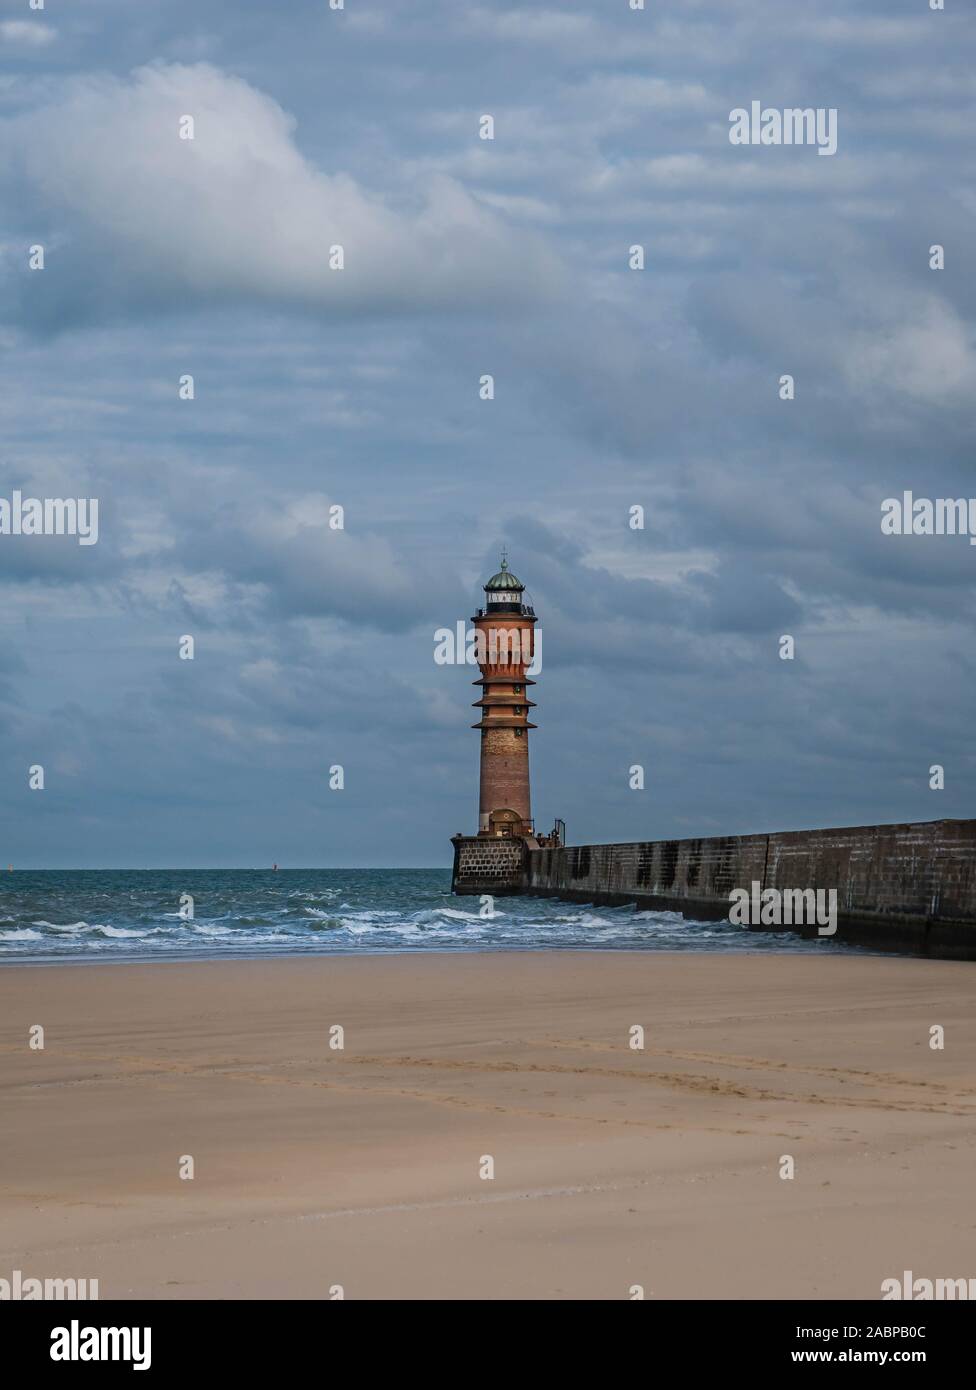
[450,834,529,896]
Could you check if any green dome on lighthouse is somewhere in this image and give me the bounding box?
[484,555,524,592]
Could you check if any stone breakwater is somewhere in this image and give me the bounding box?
[451,819,976,958]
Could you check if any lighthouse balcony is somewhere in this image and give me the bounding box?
[471,720,537,730]
[473,674,536,687]
[472,697,537,709]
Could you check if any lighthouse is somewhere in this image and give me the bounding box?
[471,554,537,838]
[451,553,561,893]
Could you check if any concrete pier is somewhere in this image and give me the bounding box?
[451,818,976,958]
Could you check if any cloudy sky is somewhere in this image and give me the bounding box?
[1,0,974,868]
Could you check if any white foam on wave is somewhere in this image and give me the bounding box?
[342,920,421,936]
[442,907,500,922]
[551,912,613,928]
[423,923,487,939]
[33,920,90,931]
[1,927,43,940]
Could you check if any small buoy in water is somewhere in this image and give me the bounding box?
[273,863,278,871]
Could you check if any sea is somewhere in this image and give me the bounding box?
[0,869,858,963]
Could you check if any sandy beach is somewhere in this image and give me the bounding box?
[2,951,975,1300]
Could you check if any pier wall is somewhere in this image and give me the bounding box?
[452,819,976,958]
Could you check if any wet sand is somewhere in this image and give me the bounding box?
[1,951,974,1299]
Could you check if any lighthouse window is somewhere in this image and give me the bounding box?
[514,727,524,738]
[513,684,522,694]
[513,706,523,715]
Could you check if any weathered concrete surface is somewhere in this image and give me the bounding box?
[452,819,976,958]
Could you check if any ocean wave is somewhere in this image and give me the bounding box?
[409,906,498,924]
[550,912,614,927]
[0,870,846,960]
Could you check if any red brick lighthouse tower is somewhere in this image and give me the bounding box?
[471,554,537,838]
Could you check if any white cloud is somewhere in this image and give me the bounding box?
[574,74,712,115]
[843,297,976,405]
[0,21,56,48]
[4,62,563,320]
[794,17,924,46]
[464,7,597,45]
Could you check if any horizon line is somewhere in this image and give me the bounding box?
[1,865,452,873]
